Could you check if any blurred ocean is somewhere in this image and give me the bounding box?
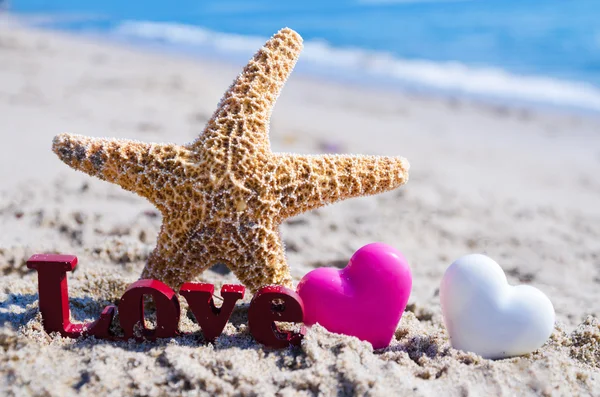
[7,0,600,112]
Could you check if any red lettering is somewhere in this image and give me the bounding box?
[118,279,180,340]
[248,286,305,348]
[27,254,307,349]
[180,283,245,342]
[26,254,114,338]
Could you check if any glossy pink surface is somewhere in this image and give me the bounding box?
[297,243,412,349]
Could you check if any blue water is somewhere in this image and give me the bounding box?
[7,0,600,111]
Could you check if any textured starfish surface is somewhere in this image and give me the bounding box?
[52,28,410,293]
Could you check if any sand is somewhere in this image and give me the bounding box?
[1,16,600,396]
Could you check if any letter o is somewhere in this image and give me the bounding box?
[118,279,180,340]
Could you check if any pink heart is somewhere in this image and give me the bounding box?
[297,243,412,349]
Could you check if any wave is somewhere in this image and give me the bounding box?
[115,20,600,112]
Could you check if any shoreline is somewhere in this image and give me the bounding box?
[5,12,600,118]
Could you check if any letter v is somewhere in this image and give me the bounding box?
[179,283,245,342]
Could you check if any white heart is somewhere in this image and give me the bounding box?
[440,254,555,359]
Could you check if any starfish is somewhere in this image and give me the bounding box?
[52,28,410,293]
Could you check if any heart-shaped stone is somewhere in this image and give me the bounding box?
[297,243,412,349]
[440,254,555,359]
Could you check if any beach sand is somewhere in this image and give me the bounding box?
[1,17,600,396]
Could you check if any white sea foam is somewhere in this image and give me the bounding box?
[115,20,600,112]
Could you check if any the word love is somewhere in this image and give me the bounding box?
[26,254,305,348]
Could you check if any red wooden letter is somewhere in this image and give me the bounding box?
[118,279,180,340]
[26,254,114,338]
[179,283,245,342]
[248,286,305,348]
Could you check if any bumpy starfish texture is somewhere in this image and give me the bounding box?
[52,28,410,293]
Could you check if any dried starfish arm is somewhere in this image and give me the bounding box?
[227,227,294,292]
[52,133,166,202]
[186,28,303,160]
[275,154,410,219]
[141,216,213,288]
